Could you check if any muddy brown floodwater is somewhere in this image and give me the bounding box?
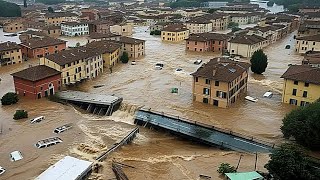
[0,26,301,180]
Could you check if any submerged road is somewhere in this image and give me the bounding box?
[135,109,274,153]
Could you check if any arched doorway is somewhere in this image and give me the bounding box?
[49,83,54,96]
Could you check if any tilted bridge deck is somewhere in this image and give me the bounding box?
[134,109,274,153]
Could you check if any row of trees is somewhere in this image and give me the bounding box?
[150,30,161,35]
[36,0,66,5]
[0,0,21,17]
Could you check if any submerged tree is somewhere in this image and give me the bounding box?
[250,49,268,74]
[120,52,129,63]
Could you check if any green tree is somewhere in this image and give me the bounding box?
[228,22,239,29]
[1,92,18,105]
[0,0,21,17]
[13,110,28,120]
[120,52,129,63]
[265,144,317,180]
[250,49,268,74]
[76,42,80,47]
[281,100,320,150]
[48,7,54,13]
[217,163,236,174]
[207,9,217,13]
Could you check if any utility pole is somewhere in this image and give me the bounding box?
[236,154,243,171]
[254,152,258,171]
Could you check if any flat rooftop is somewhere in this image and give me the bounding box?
[57,90,122,105]
[35,156,93,180]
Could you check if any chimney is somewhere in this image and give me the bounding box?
[212,69,216,76]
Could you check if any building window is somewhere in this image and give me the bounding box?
[215,81,219,86]
[303,91,308,98]
[203,88,210,95]
[203,98,209,104]
[289,99,297,105]
[300,101,309,107]
[294,81,298,85]
[205,79,210,84]
[292,89,297,96]
[305,82,309,87]
[213,100,219,106]
[195,77,198,82]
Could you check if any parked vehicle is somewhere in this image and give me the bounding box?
[131,61,136,65]
[0,166,6,175]
[263,91,273,98]
[10,151,23,162]
[35,137,63,149]
[245,96,258,102]
[194,60,202,65]
[30,116,45,124]
[176,68,183,72]
[155,63,164,70]
[54,124,72,134]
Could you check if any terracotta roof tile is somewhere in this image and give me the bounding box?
[281,65,320,85]
[0,42,20,52]
[191,57,250,82]
[11,65,61,82]
[20,37,66,49]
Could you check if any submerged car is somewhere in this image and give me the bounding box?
[30,116,45,124]
[35,137,63,149]
[0,166,6,175]
[10,151,23,162]
[194,60,202,65]
[155,63,164,70]
[54,124,72,134]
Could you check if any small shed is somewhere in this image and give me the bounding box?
[225,171,263,180]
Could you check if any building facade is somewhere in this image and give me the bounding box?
[281,65,320,106]
[110,24,133,36]
[40,47,104,85]
[3,21,26,33]
[119,37,146,59]
[61,22,89,37]
[11,65,61,99]
[20,37,66,59]
[185,18,213,34]
[295,34,320,54]
[191,58,250,108]
[42,26,61,37]
[186,33,230,54]
[228,35,268,58]
[0,42,23,66]
[161,24,189,42]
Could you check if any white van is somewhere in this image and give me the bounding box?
[0,166,6,175]
[10,151,23,162]
[35,137,62,149]
[30,116,45,124]
[53,124,72,134]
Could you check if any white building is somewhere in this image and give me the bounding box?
[61,22,89,37]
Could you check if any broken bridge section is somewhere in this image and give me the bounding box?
[56,90,123,116]
[134,108,275,153]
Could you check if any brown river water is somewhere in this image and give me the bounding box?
[0,26,301,180]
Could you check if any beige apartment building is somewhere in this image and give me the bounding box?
[161,24,189,42]
[110,24,133,36]
[295,34,320,54]
[40,47,104,85]
[185,17,213,34]
[3,21,26,33]
[119,37,146,59]
[191,58,250,108]
[44,12,78,26]
[228,35,268,58]
[0,42,23,66]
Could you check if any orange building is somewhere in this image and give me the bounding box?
[186,33,230,54]
[20,37,66,59]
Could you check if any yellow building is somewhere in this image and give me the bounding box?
[40,47,104,85]
[0,42,23,66]
[281,65,320,106]
[295,34,320,54]
[191,57,250,108]
[161,24,189,42]
[86,40,121,68]
[3,21,26,33]
[44,12,78,26]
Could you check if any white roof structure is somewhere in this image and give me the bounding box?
[35,156,93,180]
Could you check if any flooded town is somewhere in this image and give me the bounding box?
[0,0,320,180]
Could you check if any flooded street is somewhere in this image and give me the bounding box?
[0,25,300,180]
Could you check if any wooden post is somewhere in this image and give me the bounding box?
[236,154,243,170]
[254,152,258,171]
